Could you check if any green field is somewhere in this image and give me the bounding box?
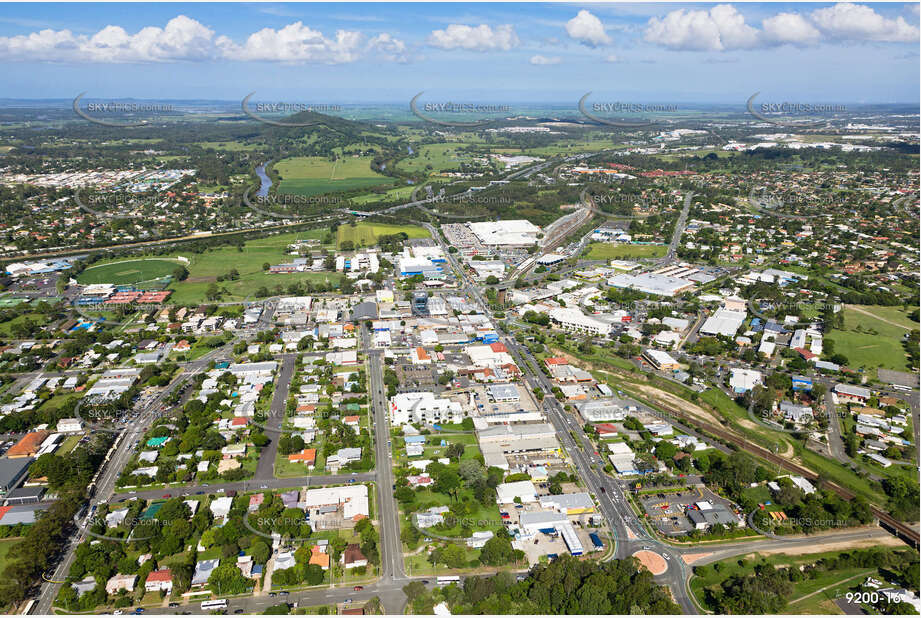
[102,230,340,305]
[0,538,21,576]
[350,185,416,205]
[76,259,181,286]
[584,242,667,260]
[336,222,429,249]
[275,156,391,197]
[395,143,476,175]
[826,305,916,372]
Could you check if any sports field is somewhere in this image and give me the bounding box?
[336,222,429,249]
[275,156,392,197]
[826,305,916,372]
[76,259,180,285]
[584,242,666,260]
[166,229,339,304]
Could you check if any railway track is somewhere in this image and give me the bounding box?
[647,396,920,547]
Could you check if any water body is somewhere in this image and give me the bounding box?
[255,162,272,197]
[407,145,414,155]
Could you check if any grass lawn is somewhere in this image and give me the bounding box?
[826,305,915,373]
[584,242,667,260]
[76,258,182,286]
[0,538,22,575]
[691,549,879,614]
[0,312,47,337]
[336,222,429,249]
[275,156,392,197]
[163,229,338,305]
[57,434,82,454]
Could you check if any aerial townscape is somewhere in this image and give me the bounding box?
[0,2,917,617]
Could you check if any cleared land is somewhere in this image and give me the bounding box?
[585,243,667,260]
[76,259,181,286]
[275,156,391,197]
[336,222,429,249]
[826,305,915,372]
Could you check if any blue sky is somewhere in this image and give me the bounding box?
[0,2,918,103]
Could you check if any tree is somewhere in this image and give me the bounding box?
[434,468,462,501]
[478,536,515,566]
[208,564,250,596]
[446,442,465,461]
[439,544,467,569]
[251,540,271,565]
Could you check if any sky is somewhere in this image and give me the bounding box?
[0,2,918,104]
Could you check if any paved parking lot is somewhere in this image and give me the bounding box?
[639,487,707,535]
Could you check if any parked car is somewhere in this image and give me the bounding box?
[353,586,363,591]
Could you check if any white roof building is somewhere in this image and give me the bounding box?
[496,480,538,504]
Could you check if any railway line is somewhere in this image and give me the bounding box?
[640,392,920,548]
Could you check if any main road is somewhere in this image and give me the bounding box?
[362,326,407,593]
[32,344,232,614]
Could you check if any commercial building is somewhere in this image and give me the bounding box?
[729,368,762,393]
[699,307,747,338]
[575,400,625,422]
[517,511,583,556]
[389,392,463,425]
[496,480,538,504]
[0,457,32,492]
[6,431,49,459]
[834,383,872,403]
[548,308,614,336]
[468,220,542,247]
[539,492,595,515]
[642,349,680,371]
[606,272,695,298]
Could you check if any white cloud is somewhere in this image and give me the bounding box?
[565,10,611,47]
[529,54,561,65]
[644,2,919,51]
[217,23,363,63]
[0,15,408,64]
[643,4,757,51]
[427,24,519,52]
[762,12,821,46]
[907,4,920,17]
[810,3,919,42]
[604,54,619,63]
[0,15,216,62]
[367,33,408,63]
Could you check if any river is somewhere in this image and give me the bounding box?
[255,162,272,197]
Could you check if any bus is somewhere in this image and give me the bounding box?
[892,385,913,392]
[20,599,35,615]
[436,576,461,585]
[200,599,228,611]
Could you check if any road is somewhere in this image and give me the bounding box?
[254,353,297,480]
[362,326,407,595]
[656,191,695,266]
